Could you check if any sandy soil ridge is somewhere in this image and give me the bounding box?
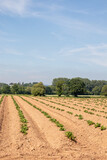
[0,95,107,160]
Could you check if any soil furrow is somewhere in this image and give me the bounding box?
[22,96,107,160]
[0,95,107,160]
[34,96,107,125]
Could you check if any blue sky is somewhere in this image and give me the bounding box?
[0,0,107,84]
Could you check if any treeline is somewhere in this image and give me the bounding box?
[0,82,37,94]
[49,78,107,96]
[0,77,107,96]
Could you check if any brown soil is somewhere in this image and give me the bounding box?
[0,95,107,160]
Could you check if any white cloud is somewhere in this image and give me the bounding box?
[0,0,30,16]
[0,0,106,35]
[59,44,107,67]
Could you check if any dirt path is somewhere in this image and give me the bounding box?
[21,96,107,160]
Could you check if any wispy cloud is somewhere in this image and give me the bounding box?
[51,32,64,40]
[59,44,107,67]
[37,56,55,61]
[69,9,89,15]
[0,48,23,55]
[0,0,31,16]
[0,1,106,35]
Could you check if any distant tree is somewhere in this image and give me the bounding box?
[2,85,11,94]
[52,78,69,96]
[0,88,1,94]
[31,82,45,96]
[70,78,85,97]
[101,85,107,96]
[25,87,31,94]
[18,85,25,94]
[0,83,7,87]
[56,80,64,96]
[80,78,93,94]
[45,86,53,95]
[92,86,101,95]
[62,80,71,96]
[11,84,19,94]
[79,78,107,95]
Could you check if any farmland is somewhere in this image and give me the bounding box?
[0,95,107,160]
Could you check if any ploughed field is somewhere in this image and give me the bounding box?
[0,95,107,160]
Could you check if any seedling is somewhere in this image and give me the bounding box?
[65,131,76,141]
[100,125,106,130]
[87,120,95,125]
[95,123,101,128]
[78,115,83,120]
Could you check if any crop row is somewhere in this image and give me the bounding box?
[37,97,107,119]
[20,96,76,141]
[11,96,28,134]
[43,97,107,113]
[30,97,106,131]
[86,120,106,130]
[0,95,5,105]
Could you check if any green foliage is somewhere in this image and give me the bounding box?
[21,124,28,134]
[77,78,107,95]
[62,80,71,97]
[84,110,94,115]
[45,86,53,95]
[101,85,107,96]
[87,120,95,125]
[0,95,5,105]
[20,97,66,132]
[56,80,65,96]
[94,123,101,128]
[25,87,31,94]
[11,84,20,94]
[60,127,65,131]
[67,111,73,115]
[11,83,25,94]
[65,131,76,141]
[52,78,69,96]
[74,114,83,120]
[78,114,83,120]
[31,82,45,96]
[11,96,28,134]
[70,78,85,97]
[1,85,11,94]
[100,125,106,130]
[92,86,101,95]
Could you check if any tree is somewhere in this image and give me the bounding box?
[101,85,107,96]
[45,86,53,95]
[62,80,71,96]
[52,78,69,96]
[25,87,31,94]
[56,80,64,96]
[92,86,101,95]
[18,85,25,94]
[70,78,85,97]
[11,84,19,94]
[2,85,11,94]
[31,82,45,96]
